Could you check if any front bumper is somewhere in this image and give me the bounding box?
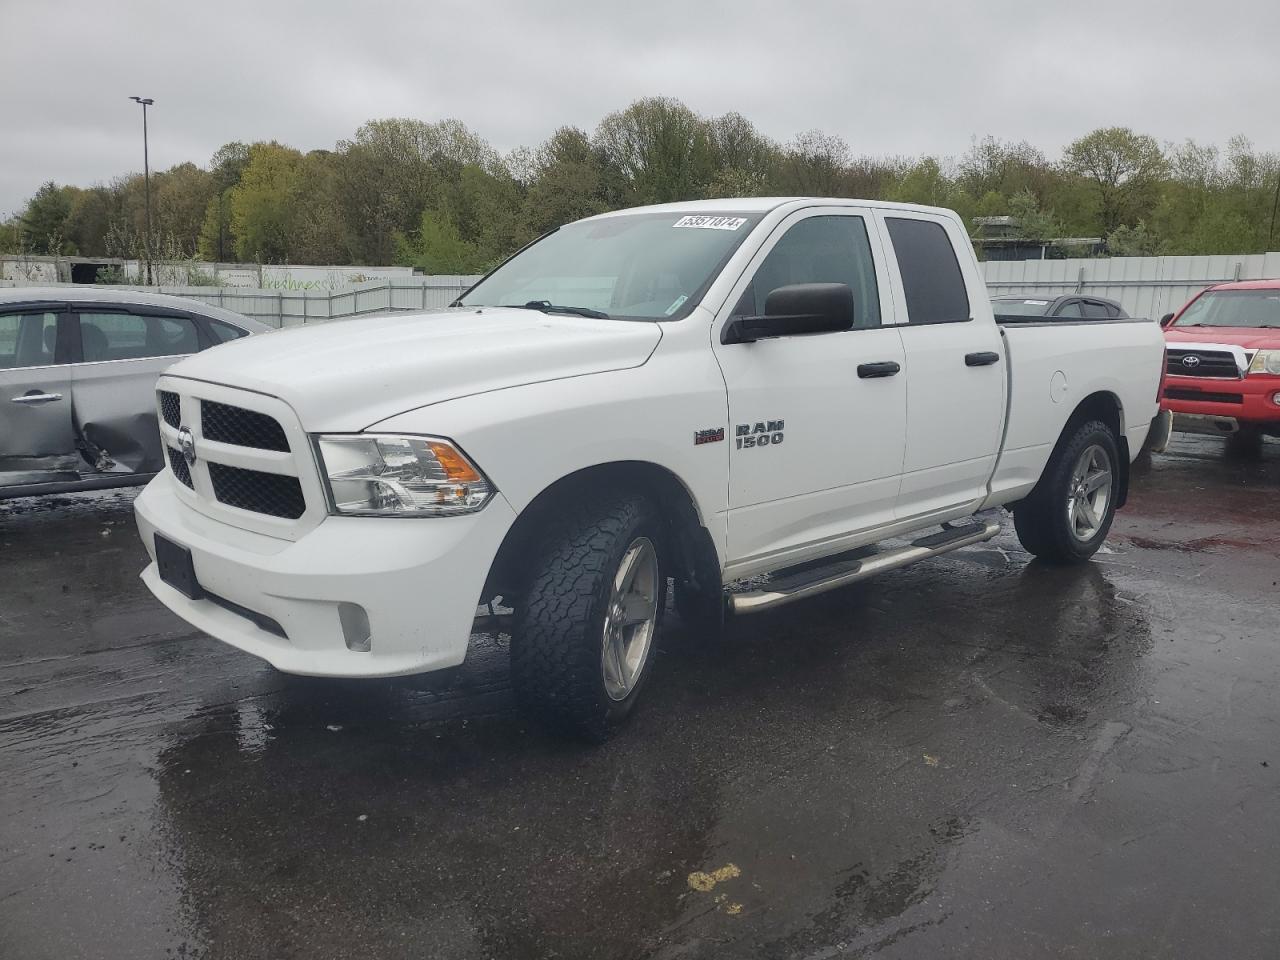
[1162,373,1280,430]
[134,475,517,677]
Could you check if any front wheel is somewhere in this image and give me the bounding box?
[1014,419,1120,564]
[510,494,666,740]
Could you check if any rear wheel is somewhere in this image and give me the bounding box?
[1014,419,1120,564]
[510,494,666,740]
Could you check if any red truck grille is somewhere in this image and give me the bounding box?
[1165,349,1240,379]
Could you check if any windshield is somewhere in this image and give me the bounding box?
[1174,289,1280,328]
[991,298,1051,317]
[458,212,762,320]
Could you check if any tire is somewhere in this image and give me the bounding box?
[1014,419,1120,565]
[1226,426,1264,459]
[510,494,667,741]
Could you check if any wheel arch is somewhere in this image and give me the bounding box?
[1051,390,1131,508]
[482,460,721,605]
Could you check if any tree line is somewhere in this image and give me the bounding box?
[5,97,1280,274]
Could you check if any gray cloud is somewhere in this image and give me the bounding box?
[4,0,1279,214]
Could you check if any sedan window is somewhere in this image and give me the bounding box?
[0,312,60,369]
[207,319,249,344]
[77,312,200,362]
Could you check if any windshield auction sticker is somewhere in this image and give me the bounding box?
[673,215,747,230]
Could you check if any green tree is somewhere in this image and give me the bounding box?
[594,97,715,204]
[154,162,215,255]
[20,182,74,254]
[704,112,778,195]
[776,130,851,195]
[229,142,305,262]
[1007,189,1062,241]
[395,210,479,274]
[522,127,612,234]
[1063,127,1167,234]
[64,186,115,257]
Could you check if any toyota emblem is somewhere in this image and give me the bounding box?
[177,426,197,466]
[1181,355,1201,368]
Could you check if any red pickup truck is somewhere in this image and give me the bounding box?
[1160,279,1280,453]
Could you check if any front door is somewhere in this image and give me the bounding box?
[0,307,78,491]
[711,208,907,572]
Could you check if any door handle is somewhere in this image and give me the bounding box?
[857,361,901,379]
[965,351,1001,367]
[10,392,63,404]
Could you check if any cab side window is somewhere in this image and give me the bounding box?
[739,216,881,329]
[885,217,970,324]
[77,312,200,362]
[0,312,60,369]
[1056,300,1085,318]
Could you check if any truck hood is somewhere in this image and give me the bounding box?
[167,308,662,431]
[1164,326,1280,350]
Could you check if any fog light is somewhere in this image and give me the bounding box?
[338,602,371,652]
[1272,392,1280,407]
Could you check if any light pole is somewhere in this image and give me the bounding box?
[129,96,155,285]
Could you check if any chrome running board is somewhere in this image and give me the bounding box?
[728,519,1002,615]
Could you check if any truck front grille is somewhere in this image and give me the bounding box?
[158,390,181,428]
[166,446,194,487]
[208,462,306,519]
[1166,349,1240,379]
[200,400,290,452]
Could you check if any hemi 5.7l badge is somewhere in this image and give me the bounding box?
[694,427,725,445]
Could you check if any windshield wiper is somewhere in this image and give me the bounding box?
[513,300,611,320]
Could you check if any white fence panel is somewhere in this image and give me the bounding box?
[981,252,1280,318]
[0,277,483,327]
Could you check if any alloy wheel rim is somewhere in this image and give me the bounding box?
[1066,443,1112,542]
[601,537,658,701]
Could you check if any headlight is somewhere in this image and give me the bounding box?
[314,434,494,516]
[1248,350,1280,375]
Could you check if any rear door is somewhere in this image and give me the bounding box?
[0,306,79,490]
[68,306,204,475]
[712,207,906,569]
[878,212,1005,519]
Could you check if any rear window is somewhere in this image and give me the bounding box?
[886,218,970,324]
[208,319,248,344]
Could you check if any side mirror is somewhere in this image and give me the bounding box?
[1159,313,1175,328]
[722,283,855,345]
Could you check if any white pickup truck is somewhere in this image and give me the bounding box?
[134,198,1165,738]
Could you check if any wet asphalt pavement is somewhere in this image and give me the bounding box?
[2,434,1278,960]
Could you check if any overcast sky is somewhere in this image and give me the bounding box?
[4,0,1279,215]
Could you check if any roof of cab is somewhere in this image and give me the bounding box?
[581,197,962,221]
